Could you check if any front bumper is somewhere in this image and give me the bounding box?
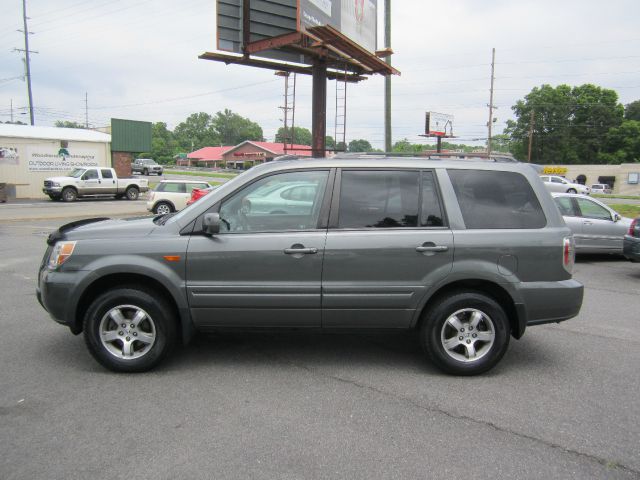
[518,279,584,327]
[38,267,92,334]
[43,187,62,195]
[623,235,640,262]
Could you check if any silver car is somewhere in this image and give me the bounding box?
[540,175,590,195]
[552,193,632,253]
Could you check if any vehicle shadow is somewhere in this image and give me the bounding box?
[575,253,628,263]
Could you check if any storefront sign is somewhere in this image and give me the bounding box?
[27,146,101,172]
[0,146,20,165]
[543,166,568,175]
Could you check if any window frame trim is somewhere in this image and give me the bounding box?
[328,167,449,231]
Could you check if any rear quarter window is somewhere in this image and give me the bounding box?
[448,169,547,229]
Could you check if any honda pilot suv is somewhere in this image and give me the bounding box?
[37,156,583,375]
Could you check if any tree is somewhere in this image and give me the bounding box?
[505,84,624,164]
[55,120,86,129]
[211,109,263,146]
[275,126,312,145]
[173,112,219,151]
[138,122,180,164]
[625,100,640,121]
[598,120,640,164]
[489,134,513,154]
[348,139,373,152]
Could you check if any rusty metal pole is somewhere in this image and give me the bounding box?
[312,59,327,158]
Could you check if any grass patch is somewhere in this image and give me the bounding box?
[164,169,238,179]
[593,194,640,200]
[610,204,640,218]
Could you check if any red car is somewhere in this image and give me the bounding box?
[186,186,215,206]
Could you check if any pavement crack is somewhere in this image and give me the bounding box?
[253,341,639,477]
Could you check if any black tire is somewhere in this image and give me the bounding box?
[83,286,177,372]
[125,186,139,200]
[61,187,77,202]
[420,291,510,376]
[153,201,173,215]
[567,188,577,194]
[143,168,149,176]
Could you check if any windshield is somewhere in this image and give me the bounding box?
[68,168,86,178]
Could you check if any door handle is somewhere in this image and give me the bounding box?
[416,244,448,253]
[583,221,593,226]
[284,246,318,255]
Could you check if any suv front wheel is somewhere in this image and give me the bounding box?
[83,286,176,372]
[420,291,510,376]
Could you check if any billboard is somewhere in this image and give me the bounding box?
[217,0,378,63]
[300,0,377,53]
[425,112,454,137]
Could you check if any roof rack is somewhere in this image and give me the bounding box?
[272,154,305,162]
[332,152,519,162]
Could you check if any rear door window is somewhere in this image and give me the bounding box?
[554,196,577,216]
[448,169,546,229]
[337,170,419,228]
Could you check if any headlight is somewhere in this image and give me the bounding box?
[52,182,60,187]
[48,241,76,268]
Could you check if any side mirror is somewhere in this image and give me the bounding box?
[203,213,221,235]
[614,213,621,222]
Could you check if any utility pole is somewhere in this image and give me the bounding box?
[10,99,14,123]
[487,48,496,157]
[85,92,89,128]
[384,0,392,152]
[527,109,535,163]
[19,0,35,125]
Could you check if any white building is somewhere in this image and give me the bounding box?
[0,124,111,199]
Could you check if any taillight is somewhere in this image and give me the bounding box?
[563,236,575,274]
[629,218,638,237]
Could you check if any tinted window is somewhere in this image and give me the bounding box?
[421,171,444,226]
[554,197,576,216]
[338,171,419,228]
[157,182,185,193]
[575,198,611,220]
[82,170,98,180]
[449,169,546,229]
[101,169,113,179]
[219,170,328,233]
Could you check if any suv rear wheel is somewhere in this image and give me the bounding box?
[420,291,510,375]
[83,286,176,372]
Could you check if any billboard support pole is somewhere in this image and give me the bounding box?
[242,0,250,56]
[384,0,392,152]
[312,59,327,158]
[437,136,442,153]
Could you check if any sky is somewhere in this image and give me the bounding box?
[0,0,639,149]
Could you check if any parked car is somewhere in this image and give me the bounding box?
[552,193,632,253]
[43,167,149,202]
[540,175,590,195]
[37,156,583,375]
[132,158,163,176]
[146,180,212,214]
[623,217,640,262]
[186,186,216,206]
[590,184,612,194]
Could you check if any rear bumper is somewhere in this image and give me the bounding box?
[517,279,584,328]
[623,235,640,261]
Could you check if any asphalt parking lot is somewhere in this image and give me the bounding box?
[1,203,639,479]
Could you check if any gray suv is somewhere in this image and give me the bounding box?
[37,156,583,375]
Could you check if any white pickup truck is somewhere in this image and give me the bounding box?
[43,167,149,202]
